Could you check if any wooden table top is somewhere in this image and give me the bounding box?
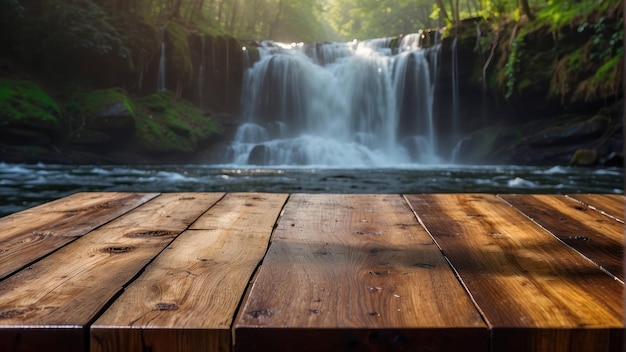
[0,193,622,352]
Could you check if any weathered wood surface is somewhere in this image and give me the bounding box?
[405,194,624,352]
[567,194,625,222]
[91,193,288,352]
[0,192,158,280]
[235,194,488,352]
[0,192,622,352]
[0,193,224,352]
[499,194,624,279]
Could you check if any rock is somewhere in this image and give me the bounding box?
[91,102,135,132]
[70,129,111,146]
[0,78,61,139]
[604,152,624,167]
[247,144,268,165]
[526,115,609,148]
[132,91,221,154]
[569,149,599,167]
[71,89,136,138]
[0,127,52,145]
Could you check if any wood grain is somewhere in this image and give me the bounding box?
[567,194,624,222]
[0,193,223,352]
[405,194,623,352]
[235,194,488,352]
[0,192,158,280]
[91,193,288,352]
[500,194,624,279]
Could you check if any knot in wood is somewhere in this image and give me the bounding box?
[248,309,273,319]
[127,230,176,238]
[104,246,133,254]
[155,302,179,311]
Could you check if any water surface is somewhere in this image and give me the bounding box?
[0,162,622,216]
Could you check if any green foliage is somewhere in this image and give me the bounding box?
[535,0,615,32]
[134,91,220,153]
[502,34,525,99]
[493,0,622,104]
[0,79,61,127]
[12,0,130,58]
[582,16,624,62]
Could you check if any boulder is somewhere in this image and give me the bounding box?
[70,88,136,139]
[569,149,599,167]
[247,144,268,165]
[0,79,61,144]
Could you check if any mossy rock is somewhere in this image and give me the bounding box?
[457,123,523,162]
[569,149,599,167]
[133,91,221,153]
[0,78,61,131]
[68,88,136,134]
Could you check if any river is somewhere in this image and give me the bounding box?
[0,162,622,216]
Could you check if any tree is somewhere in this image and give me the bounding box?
[520,0,535,20]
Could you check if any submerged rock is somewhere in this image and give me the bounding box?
[247,144,268,165]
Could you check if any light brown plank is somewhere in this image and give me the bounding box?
[91,193,288,352]
[405,194,623,352]
[0,192,158,280]
[499,194,624,279]
[567,194,624,222]
[235,194,488,352]
[0,193,224,352]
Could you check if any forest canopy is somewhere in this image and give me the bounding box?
[2,0,609,44]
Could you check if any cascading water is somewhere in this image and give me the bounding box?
[157,26,166,92]
[451,37,460,138]
[228,34,443,167]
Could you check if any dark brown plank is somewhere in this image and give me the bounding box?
[567,194,624,222]
[235,194,488,352]
[0,193,224,352]
[91,193,288,352]
[405,194,623,352]
[499,194,624,279]
[0,192,158,280]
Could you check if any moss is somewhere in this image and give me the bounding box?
[0,78,61,128]
[69,88,135,117]
[134,91,220,153]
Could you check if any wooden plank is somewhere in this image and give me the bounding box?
[0,193,224,352]
[405,194,624,352]
[567,194,624,222]
[0,192,158,280]
[499,194,624,279]
[235,194,488,352]
[91,193,288,352]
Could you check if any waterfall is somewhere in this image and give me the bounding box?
[451,37,460,139]
[157,26,166,92]
[228,35,445,167]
